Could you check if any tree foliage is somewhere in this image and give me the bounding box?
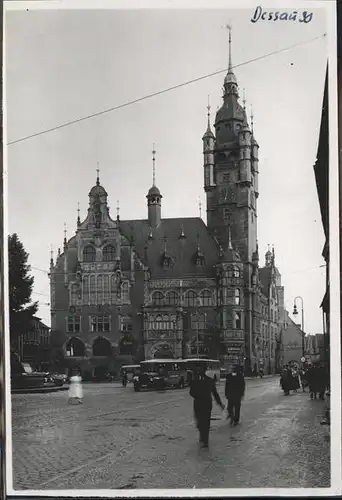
[8,233,38,344]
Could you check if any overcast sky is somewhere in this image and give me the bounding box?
[5,5,328,332]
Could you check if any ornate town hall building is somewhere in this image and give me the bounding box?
[49,34,284,377]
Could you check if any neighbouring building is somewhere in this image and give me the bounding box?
[17,316,51,371]
[281,310,305,367]
[49,31,285,378]
[313,65,330,369]
[305,333,325,364]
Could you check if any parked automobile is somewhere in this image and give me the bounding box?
[11,360,54,390]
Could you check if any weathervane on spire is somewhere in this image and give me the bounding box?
[152,143,156,187]
[96,162,100,186]
[64,222,67,244]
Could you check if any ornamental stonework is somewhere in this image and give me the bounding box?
[150,278,215,289]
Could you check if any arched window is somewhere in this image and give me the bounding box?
[103,245,115,262]
[152,291,164,306]
[227,267,233,278]
[234,289,241,305]
[83,245,96,262]
[200,290,212,307]
[97,275,103,304]
[234,268,240,278]
[122,282,129,303]
[184,290,197,307]
[93,336,112,357]
[83,275,89,303]
[89,275,96,304]
[165,291,178,306]
[66,337,85,357]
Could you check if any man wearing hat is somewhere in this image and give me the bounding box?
[189,362,225,448]
[225,364,245,426]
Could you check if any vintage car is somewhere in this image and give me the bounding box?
[11,355,54,390]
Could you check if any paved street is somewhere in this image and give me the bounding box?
[11,377,330,490]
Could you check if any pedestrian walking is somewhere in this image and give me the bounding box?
[281,365,292,395]
[225,364,245,426]
[189,362,224,449]
[68,368,83,404]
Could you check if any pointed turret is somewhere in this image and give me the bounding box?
[265,245,272,267]
[220,226,241,262]
[88,166,109,229]
[203,97,215,191]
[146,144,162,228]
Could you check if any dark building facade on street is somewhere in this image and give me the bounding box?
[49,33,285,377]
[17,316,51,371]
[313,65,330,369]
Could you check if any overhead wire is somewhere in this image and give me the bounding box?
[7,34,325,146]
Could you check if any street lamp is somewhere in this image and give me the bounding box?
[293,296,305,359]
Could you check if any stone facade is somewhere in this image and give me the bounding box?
[49,33,285,376]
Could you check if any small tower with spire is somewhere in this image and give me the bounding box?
[146,144,162,228]
[202,96,215,191]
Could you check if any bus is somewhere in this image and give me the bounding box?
[133,359,187,392]
[184,358,220,385]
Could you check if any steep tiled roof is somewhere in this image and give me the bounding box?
[120,217,219,279]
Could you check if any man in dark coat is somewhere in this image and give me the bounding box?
[225,364,245,425]
[189,363,224,448]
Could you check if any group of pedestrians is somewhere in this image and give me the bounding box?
[280,365,301,395]
[189,363,245,449]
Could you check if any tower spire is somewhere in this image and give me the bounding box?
[50,245,54,267]
[199,197,202,219]
[227,23,232,71]
[96,162,100,186]
[63,222,67,247]
[207,95,211,129]
[250,105,254,134]
[222,23,238,98]
[77,202,80,226]
[152,143,156,187]
[116,199,120,221]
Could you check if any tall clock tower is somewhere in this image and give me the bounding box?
[203,28,261,372]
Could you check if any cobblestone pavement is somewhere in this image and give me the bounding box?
[11,378,330,491]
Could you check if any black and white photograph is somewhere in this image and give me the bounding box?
[4,0,340,496]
